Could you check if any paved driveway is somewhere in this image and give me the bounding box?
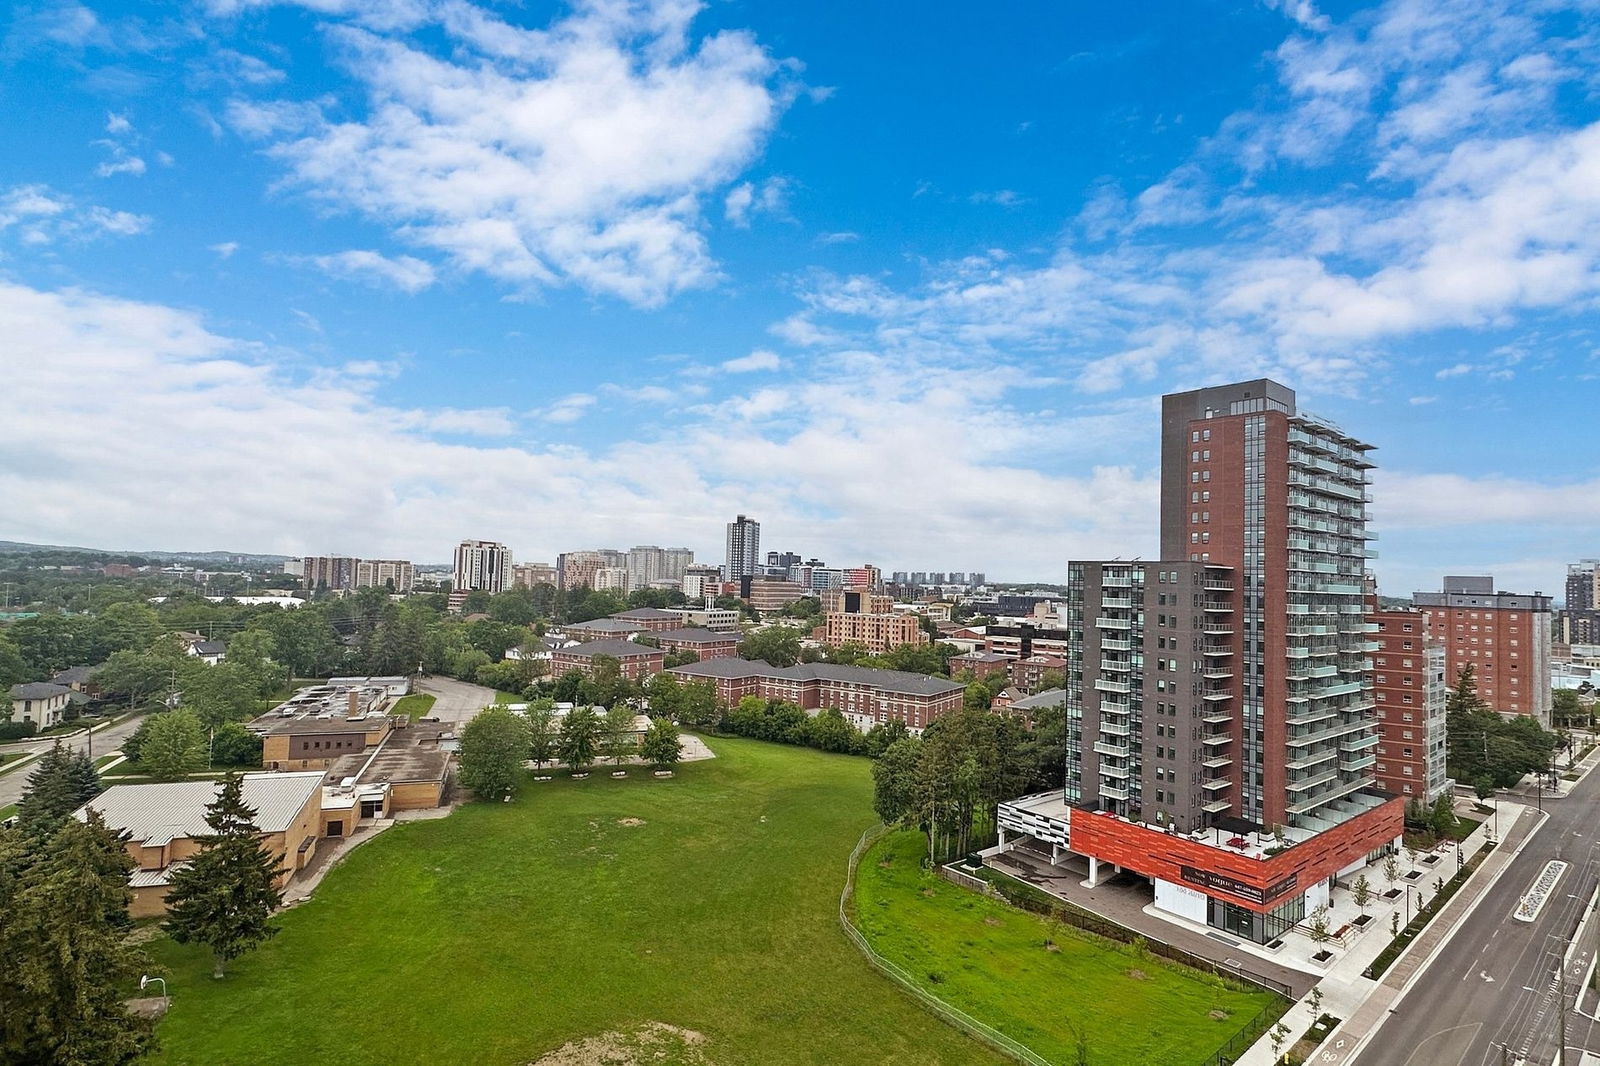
[414,675,499,725]
[0,713,146,807]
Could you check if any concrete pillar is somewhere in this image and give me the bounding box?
[998,827,1008,848]
[1088,856,1101,887]
[1050,843,1061,866]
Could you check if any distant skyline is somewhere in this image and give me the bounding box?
[2,0,1597,596]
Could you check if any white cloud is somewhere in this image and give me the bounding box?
[816,231,859,244]
[0,184,149,243]
[0,277,1164,574]
[94,148,147,178]
[299,249,437,293]
[969,189,1026,207]
[538,393,595,424]
[105,112,132,134]
[1262,0,1331,33]
[1407,394,1436,405]
[724,176,788,227]
[720,348,781,373]
[209,241,240,258]
[227,0,796,306]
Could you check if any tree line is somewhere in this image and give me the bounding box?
[1445,666,1560,793]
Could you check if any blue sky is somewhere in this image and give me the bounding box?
[1,0,1596,595]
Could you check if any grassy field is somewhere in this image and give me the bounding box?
[853,831,1283,1066]
[391,692,438,720]
[144,738,1009,1066]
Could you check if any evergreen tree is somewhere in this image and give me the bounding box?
[16,742,103,838]
[162,775,283,979]
[0,812,154,1065]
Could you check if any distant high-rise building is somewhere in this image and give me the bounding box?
[302,556,359,591]
[1561,560,1600,645]
[593,567,631,592]
[725,515,761,581]
[453,540,512,595]
[681,564,724,599]
[512,562,558,588]
[556,549,624,590]
[282,558,306,578]
[355,559,415,593]
[969,573,986,587]
[626,546,694,590]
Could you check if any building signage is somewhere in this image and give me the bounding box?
[1179,865,1298,905]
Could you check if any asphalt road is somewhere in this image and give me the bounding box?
[413,675,499,725]
[1353,773,1600,1066]
[0,713,147,808]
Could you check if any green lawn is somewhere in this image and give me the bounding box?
[853,831,1284,1066]
[143,738,1009,1066]
[391,692,438,720]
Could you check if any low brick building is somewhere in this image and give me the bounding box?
[551,639,666,680]
[669,659,962,733]
[653,627,741,661]
[76,772,324,918]
[1008,654,1067,691]
[611,607,684,633]
[949,651,1010,680]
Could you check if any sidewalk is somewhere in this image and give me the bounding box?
[1230,802,1543,1066]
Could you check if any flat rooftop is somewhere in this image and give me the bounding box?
[250,713,390,736]
[326,745,450,787]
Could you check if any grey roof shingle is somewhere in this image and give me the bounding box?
[76,772,324,844]
[1006,688,1067,711]
[554,639,665,659]
[51,665,100,684]
[564,618,644,634]
[668,658,963,697]
[653,627,740,644]
[9,682,71,700]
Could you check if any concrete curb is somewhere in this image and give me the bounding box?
[1335,804,1548,1065]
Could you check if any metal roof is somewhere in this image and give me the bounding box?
[76,772,323,843]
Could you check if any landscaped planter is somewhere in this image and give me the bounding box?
[571,773,589,780]
[654,770,674,778]
[1352,913,1373,927]
[611,771,628,778]
[1311,949,1334,964]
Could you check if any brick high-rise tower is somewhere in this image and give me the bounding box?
[1005,378,1403,945]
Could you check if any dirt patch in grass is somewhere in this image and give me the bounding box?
[529,1022,709,1066]
[1126,968,1149,981]
[1209,1010,1230,1021]
[618,818,646,828]
[983,917,1002,927]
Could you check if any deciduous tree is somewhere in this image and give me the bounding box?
[138,709,206,780]
[458,706,531,800]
